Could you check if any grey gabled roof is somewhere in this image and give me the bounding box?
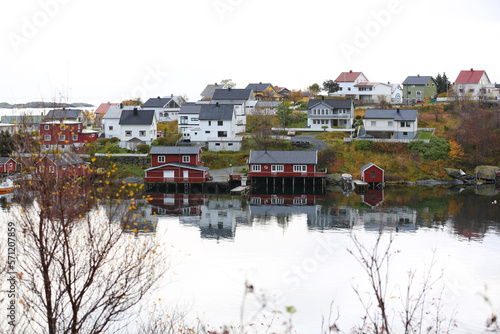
[212,88,253,101]
[199,104,235,120]
[145,162,209,172]
[45,153,86,166]
[119,109,155,125]
[149,146,202,155]
[307,99,352,109]
[364,109,417,121]
[201,83,227,98]
[0,157,16,165]
[245,83,273,92]
[249,150,317,165]
[179,103,202,115]
[45,108,82,120]
[142,97,172,108]
[361,163,384,172]
[402,76,434,86]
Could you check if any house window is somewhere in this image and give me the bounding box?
[49,166,55,174]
[371,171,376,178]
[218,121,223,126]
[251,165,261,172]
[109,126,113,130]
[59,135,65,141]
[44,125,49,130]
[407,90,411,95]
[182,156,190,163]
[125,130,132,137]
[403,132,408,136]
[348,87,351,91]
[158,156,165,163]
[205,131,210,134]
[208,121,211,126]
[217,131,227,137]
[271,165,284,172]
[388,121,393,126]
[60,125,66,130]
[9,163,13,168]
[139,130,146,137]
[215,143,221,146]
[416,91,422,96]
[371,121,376,126]
[293,165,307,172]
[401,122,410,127]
[228,143,233,146]
[73,135,78,141]
[44,135,51,141]
[427,83,429,87]
[191,117,198,122]
[432,83,435,87]
[180,116,188,124]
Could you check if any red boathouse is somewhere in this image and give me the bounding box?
[360,163,384,187]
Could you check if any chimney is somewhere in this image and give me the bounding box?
[228,87,232,91]
[471,68,474,71]
[397,108,400,113]
[171,94,173,98]
[216,102,219,107]
[133,107,138,115]
[157,96,161,99]
[120,103,123,109]
[349,70,352,73]
[322,96,325,100]
[417,74,420,77]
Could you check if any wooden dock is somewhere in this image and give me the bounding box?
[230,186,248,195]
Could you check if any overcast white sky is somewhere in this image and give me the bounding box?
[1,0,499,106]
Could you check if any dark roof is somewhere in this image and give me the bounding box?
[402,76,434,86]
[0,157,16,165]
[44,153,86,166]
[179,103,202,115]
[149,146,201,155]
[45,108,82,120]
[212,88,253,101]
[145,162,209,172]
[119,109,155,125]
[142,97,171,108]
[249,150,317,165]
[364,109,417,121]
[199,104,235,120]
[201,83,227,98]
[245,83,273,92]
[307,99,352,109]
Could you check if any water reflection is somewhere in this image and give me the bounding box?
[143,185,499,241]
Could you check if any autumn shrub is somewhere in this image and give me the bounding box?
[408,136,450,160]
[136,144,150,154]
[372,142,408,154]
[201,151,248,170]
[354,140,372,151]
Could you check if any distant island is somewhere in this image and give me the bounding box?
[0,101,94,109]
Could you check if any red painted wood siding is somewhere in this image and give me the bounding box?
[361,166,384,183]
[248,163,326,178]
[145,165,208,183]
[1,159,16,173]
[151,152,202,167]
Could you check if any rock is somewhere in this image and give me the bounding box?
[474,165,499,182]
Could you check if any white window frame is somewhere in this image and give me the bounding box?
[72,134,78,141]
[388,121,393,126]
[158,156,165,163]
[125,130,132,137]
[293,165,307,172]
[44,124,50,130]
[182,155,190,163]
[271,165,284,172]
[371,121,376,126]
[44,135,51,141]
[59,134,65,141]
[139,130,146,137]
[251,165,261,172]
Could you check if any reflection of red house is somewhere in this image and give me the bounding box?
[0,157,17,174]
[148,193,207,215]
[145,146,209,183]
[40,121,98,152]
[248,194,325,205]
[360,163,384,185]
[362,189,384,207]
[38,153,90,178]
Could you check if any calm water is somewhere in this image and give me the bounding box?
[1,185,499,333]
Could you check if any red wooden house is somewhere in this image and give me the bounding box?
[145,146,209,183]
[0,157,17,174]
[38,153,90,178]
[360,163,384,186]
[247,150,326,180]
[40,121,98,152]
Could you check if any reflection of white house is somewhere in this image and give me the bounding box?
[361,207,417,232]
[363,108,418,140]
[453,69,498,100]
[179,198,250,239]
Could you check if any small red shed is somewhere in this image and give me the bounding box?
[0,157,17,174]
[360,163,384,185]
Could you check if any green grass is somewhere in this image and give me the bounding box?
[418,131,433,140]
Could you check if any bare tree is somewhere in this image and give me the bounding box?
[9,136,168,334]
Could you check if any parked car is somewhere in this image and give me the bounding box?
[287,130,296,136]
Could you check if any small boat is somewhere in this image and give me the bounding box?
[0,178,14,194]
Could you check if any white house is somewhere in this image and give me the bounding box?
[118,108,157,149]
[363,108,418,140]
[178,102,202,137]
[210,88,255,133]
[391,84,403,103]
[353,82,393,103]
[306,98,354,130]
[142,95,185,122]
[102,104,136,139]
[333,70,369,96]
[186,103,242,151]
[453,69,498,100]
